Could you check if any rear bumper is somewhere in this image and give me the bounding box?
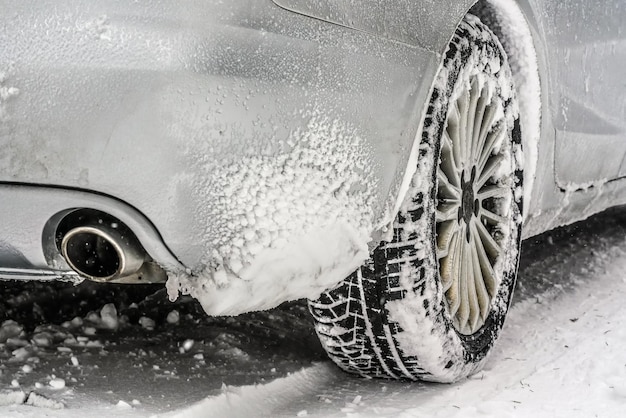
[0,184,182,278]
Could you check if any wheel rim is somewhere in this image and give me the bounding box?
[436,75,513,335]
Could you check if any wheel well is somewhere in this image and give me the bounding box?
[469,0,542,220]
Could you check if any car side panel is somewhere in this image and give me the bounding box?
[513,0,626,236]
[533,0,626,185]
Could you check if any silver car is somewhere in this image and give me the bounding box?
[1,0,625,382]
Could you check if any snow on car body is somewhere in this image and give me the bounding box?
[1,0,625,382]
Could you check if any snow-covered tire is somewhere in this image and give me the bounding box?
[309,14,523,382]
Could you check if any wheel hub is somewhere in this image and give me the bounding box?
[459,168,479,242]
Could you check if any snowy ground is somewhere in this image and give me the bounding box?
[1,207,626,417]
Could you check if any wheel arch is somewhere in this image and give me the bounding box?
[385,0,545,242]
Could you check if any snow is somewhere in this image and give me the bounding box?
[139,316,156,331]
[1,210,625,417]
[49,378,65,390]
[99,304,119,330]
[172,212,626,417]
[168,114,377,315]
[166,363,337,418]
[166,310,180,325]
[0,321,23,343]
[0,71,19,123]
[0,391,26,407]
[168,221,370,316]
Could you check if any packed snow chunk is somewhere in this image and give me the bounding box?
[25,392,64,409]
[139,317,156,330]
[0,320,24,343]
[116,400,132,409]
[49,378,66,390]
[12,346,33,361]
[83,326,97,335]
[32,332,53,347]
[166,310,180,324]
[182,339,194,352]
[0,391,26,406]
[169,114,377,315]
[99,303,119,330]
[169,222,370,316]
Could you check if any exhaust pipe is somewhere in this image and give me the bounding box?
[61,225,147,283]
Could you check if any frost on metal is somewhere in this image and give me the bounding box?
[167,115,377,315]
[0,71,19,124]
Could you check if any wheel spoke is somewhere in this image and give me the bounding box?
[475,220,501,260]
[480,207,509,225]
[456,232,471,331]
[443,230,463,311]
[465,235,481,332]
[477,153,505,190]
[478,124,505,175]
[447,103,463,171]
[437,168,461,200]
[457,89,471,165]
[477,184,508,200]
[475,98,501,163]
[471,220,498,296]
[466,78,480,165]
[441,131,461,187]
[437,220,458,260]
[470,232,491,321]
[436,201,460,222]
[471,84,489,164]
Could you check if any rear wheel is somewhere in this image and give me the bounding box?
[309,14,523,382]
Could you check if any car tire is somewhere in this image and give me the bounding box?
[309,14,523,382]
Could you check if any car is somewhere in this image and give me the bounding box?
[1,0,625,383]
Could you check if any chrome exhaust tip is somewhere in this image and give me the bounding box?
[61,225,147,283]
[55,209,167,284]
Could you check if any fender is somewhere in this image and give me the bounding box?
[272,0,476,53]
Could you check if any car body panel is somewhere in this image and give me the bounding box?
[528,0,626,186]
[0,183,181,274]
[271,0,476,50]
[1,0,626,315]
[1,0,437,275]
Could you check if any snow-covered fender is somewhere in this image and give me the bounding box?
[270,0,480,229]
[271,0,476,51]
